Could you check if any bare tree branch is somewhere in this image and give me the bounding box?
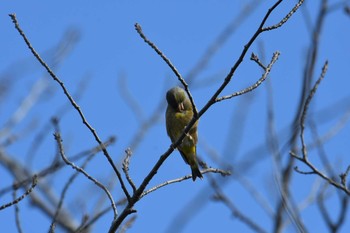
[9,13,131,202]
[262,0,305,31]
[0,175,37,211]
[0,136,115,197]
[186,0,262,83]
[210,176,267,233]
[122,148,137,193]
[216,51,280,102]
[13,188,24,233]
[134,23,198,117]
[291,61,350,195]
[140,167,230,199]
[53,126,118,218]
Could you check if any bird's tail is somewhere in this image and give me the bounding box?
[191,164,203,181]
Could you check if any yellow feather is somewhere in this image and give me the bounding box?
[165,87,203,181]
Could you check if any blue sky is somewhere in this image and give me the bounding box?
[1,1,350,233]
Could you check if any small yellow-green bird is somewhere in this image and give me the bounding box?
[165,86,203,181]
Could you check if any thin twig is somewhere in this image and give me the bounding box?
[196,0,304,118]
[250,52,266,70]
[118,73,145,122]
[317,184,350,232]
[50,170,82,232]
[53,131,118,218]
[211,177,267,233]
[119,215,137,233]
[12,189,24,233]
[75,207,110,232]
[272,164,307,233]
[340,165,350,187]
[309,120,336,179]
[216,51,280,102]
[0,175,38,211]
[50,119,103,231]
[235,171,275,217]
[300,61,329,160]
[122,148,137,193]
[186,0,262,83]
[140,167,231,198]
[74,198,128,233]
[293,165,316,175]
[274,1,328,232]
[76,198,127,232]
[26,72,90,167]
[134,23,198,117]
[9,13,130,201]
[292,61,350,195]
[0,136,115,197]
[262,0,305,31]
[0,150,77,231]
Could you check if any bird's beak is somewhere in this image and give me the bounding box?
[178,102,185,112]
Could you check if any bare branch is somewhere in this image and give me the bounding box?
[293,165,316,175]
[235,172,274,218]
[186,0,262,83]
[300,61,329,160]
[340,165,350,187]
[140,167,231,198]
[119,215,137,233]
[263,0,305,31]
[197,0,305,115]
[250,52,266,70]
[210,177,267,233]
[12,189,24,233]
[0,150,78,231]
[50,119,109,231]
[118,73,145,122]
[134,23,198,117]
[76,206,111,232]
[216,51,280,102]
[53,130,118,218]
[122,148,137,193]
[292,61,350,195]
[0,175,37,211]
[9,13,130,201]
[0,136,115,197]
[0,77,47,138]
[273,1,328,231]
[317,184,350,232]
[25,73,91,167]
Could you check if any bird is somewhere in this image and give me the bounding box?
[165,86,203,181]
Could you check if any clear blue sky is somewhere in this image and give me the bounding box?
[1,1,350,233]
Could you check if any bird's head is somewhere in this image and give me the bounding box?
[166,87,189,112]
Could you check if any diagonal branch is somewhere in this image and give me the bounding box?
[291,61,350,195]
[134,23,198,117]
[140,167,230,198]
[300,62,328,160]
[0,175,37,211]
[122,148,137,193]
[109,1,305,232]
[262,0,305,31]
[53,130,118,218]
[9,13,131,201]
[216,51,280,102]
